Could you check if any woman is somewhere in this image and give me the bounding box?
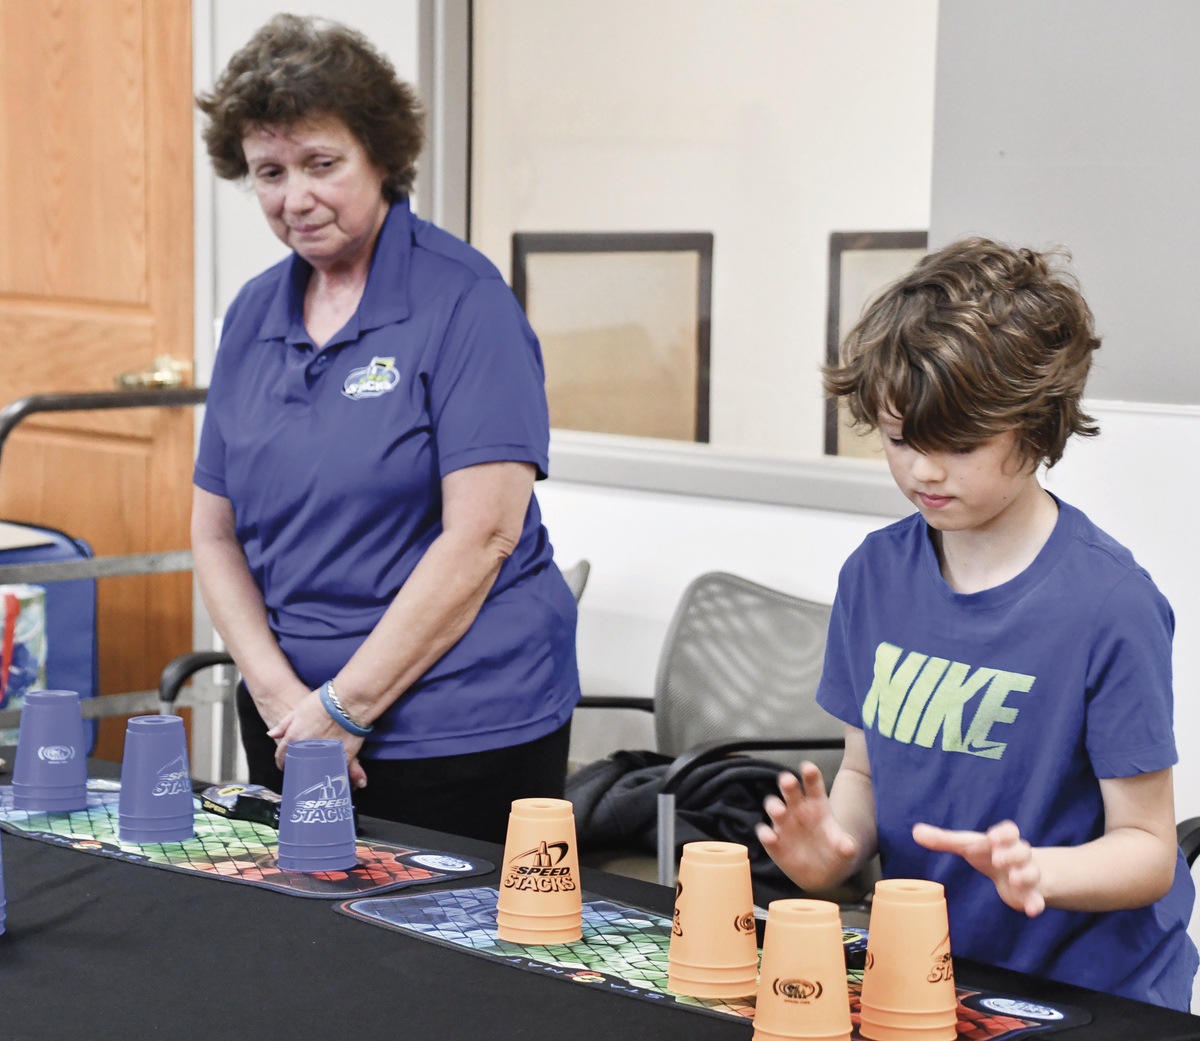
[193,15,580,843]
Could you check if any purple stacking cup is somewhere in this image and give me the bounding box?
[117,715,195,844]
[276,739,358,873]
[11,690,89,812]
[1,830,7,936]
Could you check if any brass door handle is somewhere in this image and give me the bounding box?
[115,355,191,390]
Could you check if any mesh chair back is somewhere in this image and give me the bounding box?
[654,572,841,784]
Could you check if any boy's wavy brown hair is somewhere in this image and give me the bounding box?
[825,237,1100,468]
[196,14,424,201]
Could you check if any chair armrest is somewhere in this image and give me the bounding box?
[1177,817,1200,868]
[660,736,845,796]
[576,695,655,712]
[158,651,235,709]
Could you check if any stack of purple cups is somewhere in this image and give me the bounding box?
[11,690,89,812]
[276,739,358,873]
[117,715,195,844]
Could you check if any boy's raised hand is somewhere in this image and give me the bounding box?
[912,820,1046,917]
[756,762,859,892]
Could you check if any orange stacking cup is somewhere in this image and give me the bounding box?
[859,879,957,1041]
[752,899,852,1041]
[495,798,583,945]
[667,841,759,998]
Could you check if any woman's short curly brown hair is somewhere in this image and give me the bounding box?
[196,14,424,201]
[825,237,1101,469]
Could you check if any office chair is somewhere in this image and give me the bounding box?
[1177,818,1200,868]
[573,571,857,892]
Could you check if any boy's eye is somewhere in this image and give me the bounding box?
[886,435,905,447]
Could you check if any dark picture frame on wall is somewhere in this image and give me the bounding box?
[824,230,929,458]
[511,231,713,443]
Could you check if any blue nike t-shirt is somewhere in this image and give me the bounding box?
[194,199,580,759]
[817,498,1197,1010]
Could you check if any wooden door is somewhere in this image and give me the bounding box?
[0,0,194,759]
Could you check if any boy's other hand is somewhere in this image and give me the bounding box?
[912,820,1046,917]
[756,762,859,892]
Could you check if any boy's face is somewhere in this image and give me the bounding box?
[877,414,1041,535]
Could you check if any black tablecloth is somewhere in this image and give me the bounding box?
[1,757,1198,1041]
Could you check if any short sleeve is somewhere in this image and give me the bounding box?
[428,277,550,479]
[193,411,227,498]
[816,561,862,728]
[1085,570,1177,778]
[192,321,239,499]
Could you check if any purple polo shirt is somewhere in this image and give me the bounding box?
[194,200,580,758]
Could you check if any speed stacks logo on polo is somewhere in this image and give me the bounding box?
[342,356,400,399]
[502,839,577,893]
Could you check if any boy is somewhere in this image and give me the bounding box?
[758,238,1197,1010]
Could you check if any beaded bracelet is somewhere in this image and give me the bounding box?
[318,680,374,738]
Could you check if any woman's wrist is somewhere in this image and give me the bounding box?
[242,674,308,728]
[318,680,374,737]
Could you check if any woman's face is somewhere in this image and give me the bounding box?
[242,115,389,273]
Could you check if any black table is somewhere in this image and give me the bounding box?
[1,758,1198,1041]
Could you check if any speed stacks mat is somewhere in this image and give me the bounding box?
[0,779,491,898]
[337,886,1089,1038]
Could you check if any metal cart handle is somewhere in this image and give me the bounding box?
[0,387,207,462]
[0,388,208,585]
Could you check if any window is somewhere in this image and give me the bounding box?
[428,0,936,516]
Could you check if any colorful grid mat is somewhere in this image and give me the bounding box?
[337,886,1090,1039]
[0,779,492,898]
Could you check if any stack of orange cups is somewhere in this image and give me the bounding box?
[859,879,957,1041]
[495,797,583,945]
[752,899,852,1041]
[667,841,759,998]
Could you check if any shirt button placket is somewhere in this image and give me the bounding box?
[283,344,312,405]
[308,349,333,387]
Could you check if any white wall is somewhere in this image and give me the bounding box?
[552,401,1200,823]
[932,0,1200,406]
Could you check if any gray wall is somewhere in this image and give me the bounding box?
[930,0,1200,404]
